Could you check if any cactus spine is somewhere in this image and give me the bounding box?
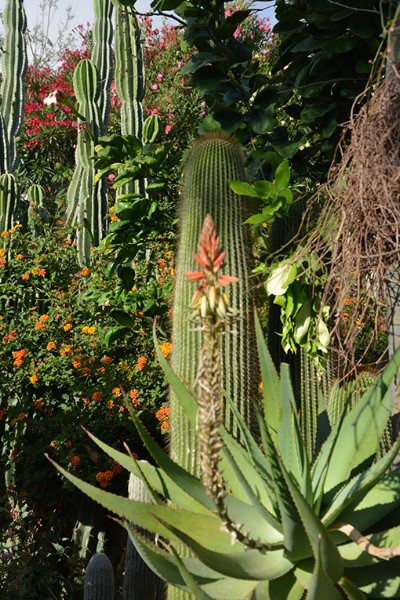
[66,0,114,265]
[123,472,162,599]
[84,552,114,600]
[0,0,27,175]
[170,134,258,472]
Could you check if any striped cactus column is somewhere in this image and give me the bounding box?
[170,133,259,473]
[0,0,27,175]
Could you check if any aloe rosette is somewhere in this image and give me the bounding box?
[51,309,400,599]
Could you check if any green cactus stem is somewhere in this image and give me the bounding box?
[112,2,145,197]
[0,0,27,174]
[123,472,162,600]
[170,133,258,474]
[0,174,17,235]
[65,58,108,265]
[84,552,114,600]
[65,1,113,265]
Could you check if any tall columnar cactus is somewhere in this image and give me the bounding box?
[0,0,27,175]
[170,133,259,473]
[84,552,114,600]
[0,174,17,234]
[123,472,162,600]
[112,1,145,197]
[65,0,114,265]
[65,58,109,265]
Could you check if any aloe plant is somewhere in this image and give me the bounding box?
[51,216,400,599]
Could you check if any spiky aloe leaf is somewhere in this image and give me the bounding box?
[153,322,197,427]
[348,557,400,597]
[337,578,367,600]
[82,429,207,513]
[278,362,312,501]
[322,431,400,527]
[336,468,400,534]
[220,443,283,544]
[279,460,344,583]
[168,545,215,600]
[307,539,343,600]
[48,457,241,554]
[154,518,292,581]
[126,524,260,600]
[256,411,313,561]
[220,424,277,515]
[255,310,281,440]
[322,347,400,497]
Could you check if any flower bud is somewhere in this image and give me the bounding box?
[200,295,208,319]
[208,286,216,311]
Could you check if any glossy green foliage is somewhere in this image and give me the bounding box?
[0,0,27,174]
[272,0,393,177]
[54,313,400,599]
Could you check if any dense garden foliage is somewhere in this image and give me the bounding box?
[1,0,398,597]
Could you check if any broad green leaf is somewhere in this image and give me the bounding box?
[322,348,400,496]
[255,180,275,198]
[156,518,293,581]
[322,432,400,527]
[228,180,261,198]
[255,310,281,439]
[49,457,241,554]
[104,325,130,347]
[153,322,197,427]
[275,160,290,192]
[294,300,311,342]
[266,262,297,296]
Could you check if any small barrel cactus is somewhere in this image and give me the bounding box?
[84,552,114,600]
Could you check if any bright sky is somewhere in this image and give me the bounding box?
[22,0,276,38]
